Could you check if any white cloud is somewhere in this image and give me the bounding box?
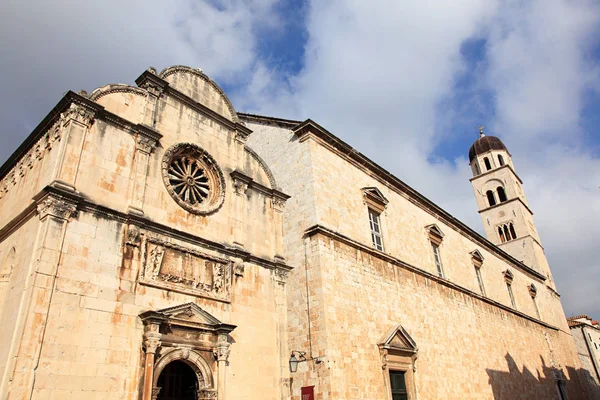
[239,0,600,318]
[0,0,598,319]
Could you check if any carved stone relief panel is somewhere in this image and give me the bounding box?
[140,237,233,302]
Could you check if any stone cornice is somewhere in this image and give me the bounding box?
[304,224,557,330]
[0,92,102,183]
[230,170,290,201]
[135,69,252,138]
[0,185,292,273]
[469,163,524,185]
[478,196,534,216]
[288,119,544,281]
[238,112,301,128]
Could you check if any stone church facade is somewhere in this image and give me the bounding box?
[0,65,590,399]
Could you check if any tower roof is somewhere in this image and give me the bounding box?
[468,134,508,163]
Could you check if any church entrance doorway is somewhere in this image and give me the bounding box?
[156,360,199,400]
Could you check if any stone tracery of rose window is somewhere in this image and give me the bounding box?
[168,156,210,204]
[162,143,225,215]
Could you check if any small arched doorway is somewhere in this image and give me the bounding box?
[156,360,199,400]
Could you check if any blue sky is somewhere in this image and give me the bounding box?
[0,0,599,319]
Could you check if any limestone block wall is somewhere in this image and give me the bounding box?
[304,138,567,329]
[245,120,330,397]
[246,118,580,399]
[570,326,600,397]
[79,91,279,260]
[0,126,64,227]
[310,233,583,400]
[5,209,287,399]
[0,217,40,395]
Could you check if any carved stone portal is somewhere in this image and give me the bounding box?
[140,237,233,302]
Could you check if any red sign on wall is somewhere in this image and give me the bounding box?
[301,386,315,400]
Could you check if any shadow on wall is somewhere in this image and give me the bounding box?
[486,353,600,400]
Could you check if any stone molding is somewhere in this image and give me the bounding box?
[229,170,289,205]
[162,143,226,216]
[287,118,545,280]
[34,193,78,221]
[243,146,279,190]
[158,65,239,123]
[140,235,233,302]
[89,83,148,102]
[134,124,162,153]
[304,224,558,330]
[0,185,293,273]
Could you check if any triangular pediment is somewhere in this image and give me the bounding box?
[378,324,417,354]
[157,303,222,325]
[425,224,444,239]
[362,187,389,206]
[470,249,484,263]
[139,303,236,334]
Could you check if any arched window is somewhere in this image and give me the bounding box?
[498,227,506,243]
[503,225,511,242]
[498,154,505,166]
[472,162,481,176]
[497,186,507,203]
[509,223,517,240]
[486,190,496,207]
[484,157,492,171]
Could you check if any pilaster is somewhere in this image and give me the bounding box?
[51,102,98,192]
[128,125,161,216]
[0,192,78,399]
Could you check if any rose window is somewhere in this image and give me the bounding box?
[162,143,225,215]
[168,157,210,204]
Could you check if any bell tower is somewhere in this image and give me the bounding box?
[469,127,555,288]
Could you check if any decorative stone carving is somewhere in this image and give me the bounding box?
[162,143,226,215]
[36,195,78,220]
[198,389,217,399]
[140,237,233,302]
[61,102,96,127]
[144,333,162,354]
[233,262,245,277]
[233,177,249,196]
[126,224,141,246]
[214,345,231,363]
[136,134,158,154]
[272,197,286,212]
[273,268,289,285]
[151,387,161,400]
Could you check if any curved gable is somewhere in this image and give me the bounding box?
[159,66,238,122]
[89,84,147,123]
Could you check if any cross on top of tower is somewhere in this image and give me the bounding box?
[478,126,485,137]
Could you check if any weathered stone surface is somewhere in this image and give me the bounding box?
[0,65,588,400]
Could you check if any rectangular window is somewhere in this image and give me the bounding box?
[369,209,384,251]
[507,283,517,309]
[389,371,408,400]
[475,267,486,296]
[431,242,444,278]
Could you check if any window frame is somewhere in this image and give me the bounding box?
[369,208,384,252]
[431,242,444,278]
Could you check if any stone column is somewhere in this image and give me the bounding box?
[142,324,162,400]
[128,126,161,216]
[215,335,231,400]
[51,102,97,192]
